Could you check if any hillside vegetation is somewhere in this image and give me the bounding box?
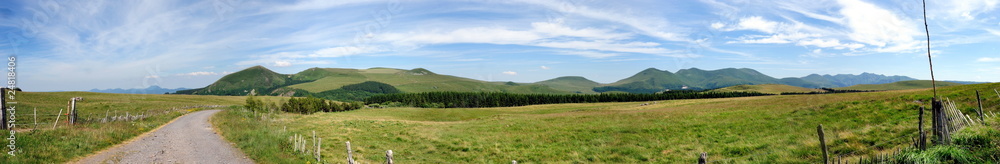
[288,67,567,94]
[535,76,600,94]
[836,80,965,90]
[710,84,823,94]
[218,82,1000,163]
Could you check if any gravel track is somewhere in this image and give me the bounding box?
[73,109,253,164]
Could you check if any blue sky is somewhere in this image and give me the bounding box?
[1,0,999,91]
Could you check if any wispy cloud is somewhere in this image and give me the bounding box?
[502,71,518,75]
[977,57,1000,62]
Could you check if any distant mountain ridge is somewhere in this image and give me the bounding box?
[801,73,917,88]
[176,66,924,96]
[594,67,919,93]
[89,86,189,94]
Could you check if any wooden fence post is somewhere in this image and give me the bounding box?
[817,124,829,164]
[33,108,37,130]
[53,109,63,129]
[931,98,943,145]
[69,98,77,125]
[698,152,707,164]
[1,88,6,130]
[919,106,926,150]
[386,150,394,164]
[316,137,322,163]
[976,91,985,125]
[346,141,356,164]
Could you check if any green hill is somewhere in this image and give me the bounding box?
[591,67,920,93]
[176,66,307,95]
[593,68,686,93]
[675,68,781,89]
[536,76,600,93]
[710,84,822,94]
[180,66,570,98]
[836,80,965,90]
[286,67,567,94]
[800,73,918,88]
[594,67,784,93]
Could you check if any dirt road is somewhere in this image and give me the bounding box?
[73,109,253,164]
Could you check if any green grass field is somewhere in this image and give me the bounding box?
[217,83,1000,163]
[0,92,266,163]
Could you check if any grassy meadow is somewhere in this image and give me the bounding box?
[217,83,1000,163]
[0,92,265,163]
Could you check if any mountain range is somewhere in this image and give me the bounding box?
[89,86,190,94]
[175,66,924,97]
[592,68,918,93]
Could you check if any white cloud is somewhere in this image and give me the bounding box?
[515,0,688,42]
[796,39,864,50]
[730,33,819,44]
[176,71,219,76]
[988,29,1000,36]
[540,66,550,70]
[265,0,372,13]
[977,57,1000,62]
[537,40,674,55]
[838,0,919,49]
[735,16,780,33]
[710,22,726,29]
[274,61,292,67]
[382,22,678,57]
[391,27,541,45]
[308,46,380,58]
[502,71,518,75]
[557,51,621,58]
[530,22,629,39]
[712,0,923,54]
[937,0,999,20]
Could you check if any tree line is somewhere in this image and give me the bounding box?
[365,91,773,108]
[244,94,363,114]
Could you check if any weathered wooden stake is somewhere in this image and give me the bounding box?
[698,152,707,164]
[919,106,926,150]
[386,150,394,164]
[69,98,77,124]
[316,137,322,162]
[53,109,63,129]
[818,124,829,164]
[976,91,985,125]
[1,88,6,130]
[347,141,356,164]
[932,99,944,145]
[33,108,38,130]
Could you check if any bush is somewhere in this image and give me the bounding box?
[279,95,363,114]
